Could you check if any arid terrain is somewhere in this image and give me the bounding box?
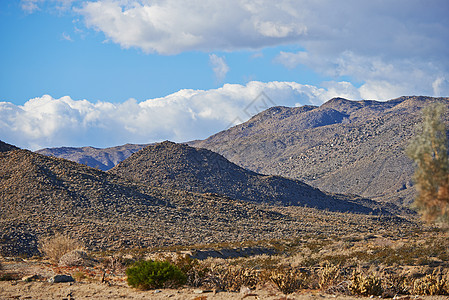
[2,97,449,298]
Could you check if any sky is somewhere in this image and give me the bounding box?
[1,0,448,150]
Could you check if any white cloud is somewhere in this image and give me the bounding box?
[61,32,73,41]
[77,0,308,54]
[20,0,77,13]
[75,0,449,98]
[20,0,43,13]
[0,81,359,150]
[19,1,449,99]
[209,54,229,82]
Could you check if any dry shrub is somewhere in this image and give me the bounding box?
[349,270,383,296]
[412,270,449,295]
[39,233,83,262]
[165,254,208,288]
[319,264,340,290]
[222,266,259,291]
[269,267,306,295]
[72,270,87,282]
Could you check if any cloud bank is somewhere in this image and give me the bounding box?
[0,81,359,150]
[75,0,449,100]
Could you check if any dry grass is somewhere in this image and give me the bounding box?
[39,233,84,263]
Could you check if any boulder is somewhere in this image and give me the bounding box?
[58,250,93,267]
[48,274,75,283]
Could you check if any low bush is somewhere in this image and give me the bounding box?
[269,267,306,295]
[350,270,383,296]
[39,234,83,262]
[412,271,449,295]
[126,260,187,290]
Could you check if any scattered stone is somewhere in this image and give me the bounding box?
[48,275,75,283]
[193,289,213,294]
[22,274,40,282]
[59,250,92,267]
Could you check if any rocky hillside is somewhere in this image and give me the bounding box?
[190,96,449,207]
[110,141,406,215]
[36,143,149,171]
[0,141,415,257]
[0,140,18,152]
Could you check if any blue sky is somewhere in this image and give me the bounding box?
[1,0,448,150]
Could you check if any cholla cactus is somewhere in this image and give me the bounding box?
[412,271,449,295]
[349,270,382,296]
[269,267,306,295]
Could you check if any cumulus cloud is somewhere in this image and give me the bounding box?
[77,0,309,54]
[209,54,229,82]
[76,0,448,98]
[0,81,357,150]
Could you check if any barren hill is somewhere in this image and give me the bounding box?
[0,140,18,152]
[190,96,449,207]
[109,141,405,215]
[1,145,414,257]
[36,143,149,171]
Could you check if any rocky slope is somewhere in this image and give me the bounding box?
[109,141,406,215]
[0,141,414,257]
[36,144,149,171]
[190,96,449,207]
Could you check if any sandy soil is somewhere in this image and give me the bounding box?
[2,280,449,300]
[1,259,447,300]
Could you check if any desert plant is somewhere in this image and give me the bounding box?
[39,233,83,262]
[72,271,87,282]
[222,266,259,291]
[126,260,187,290]
[269,267,306,295]
[319,264,340,290]
[412,271,449,295]
[170,255,208,288]
[350,270,383,296]
[407,103,449,223]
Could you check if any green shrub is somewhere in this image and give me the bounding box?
[126,260,187,290]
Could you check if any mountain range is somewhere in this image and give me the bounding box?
[36,143,148,171]
[190,96,449,207]
[1,140,413,257]
[4,95,443,256]
[37,96,449,207]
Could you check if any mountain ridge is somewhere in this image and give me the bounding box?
[109,141,403,214]
[190,96,449,207]
[0,143,414,256]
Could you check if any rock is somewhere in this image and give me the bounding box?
[240,286,251,296]
[48,275,75,283]
[22,274,40,282]
[59,250,92,267]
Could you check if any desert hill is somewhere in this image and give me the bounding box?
[109,141,402,215]
[0,140,18,152]
[36,143,149,171]
[34,96,449,208]
[190,96,449,207]
[0,142,413,257]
